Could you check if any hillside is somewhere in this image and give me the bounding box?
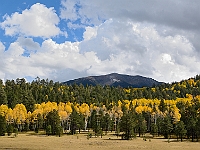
[63,73,163,88]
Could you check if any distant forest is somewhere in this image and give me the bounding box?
[1,75,200,140]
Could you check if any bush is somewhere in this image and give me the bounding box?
[46,125,52,136]
[55,125,63,137]
[7,124,14,136]
[13,128,18,137]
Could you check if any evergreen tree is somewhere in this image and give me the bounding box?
[136,113,147,137]
[160,115,173,139]
[46,125,52,136]
[70,107,84,135]
[174,121,187,142]
[101,113,112,134]
[120,111,136,140]
[0,80,7,105]
[0,115,6,136]
[150,123,158,137]
[46,110,61,135]
[7,124,14,136]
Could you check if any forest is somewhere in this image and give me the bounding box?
[1,75,200,141]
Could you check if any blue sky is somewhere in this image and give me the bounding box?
[0,0,200,83]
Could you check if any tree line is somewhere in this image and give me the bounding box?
[0,75,200,141]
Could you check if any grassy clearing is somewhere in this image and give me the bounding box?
[0,132,200,150]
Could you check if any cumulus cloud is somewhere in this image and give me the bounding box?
[83,26,98,41]
[17,37,40,51]
[1,1,200,83]
[1,19,199,83]
[1,3,61,38]
[79,20,200,82]
[60,0,200,30]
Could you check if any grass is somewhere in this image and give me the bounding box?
[0,132,200,150]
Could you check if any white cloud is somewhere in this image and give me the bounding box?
[79,20,199,82]
[17,37,40,51]
[1,3,61,38]
[83,26,97,41]
[1,1,200,83]
[60,0,79,21]
[0,21,199,83]
[0,41,5,54]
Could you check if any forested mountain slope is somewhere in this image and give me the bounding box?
[1,75,200,140]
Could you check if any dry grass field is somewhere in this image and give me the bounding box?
[0,132,200,150]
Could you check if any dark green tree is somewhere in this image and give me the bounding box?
[160,115,173,139]
[101,113,112,134]
[120,111,136,140]
[37,113,44,130]
[0,115,6,136]
[7,124,14,136]
[46,125,52,136]
[46,110,61,135]
[150,123,158,137]
[0,80,7,105]
[186,117,197,142]
[135,113,147,137]
[70,107,84,135]
[174,121,187,142]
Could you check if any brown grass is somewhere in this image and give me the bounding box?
[0,132,200,150]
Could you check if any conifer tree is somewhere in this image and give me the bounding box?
[0,115,6,136]
[46,109,61,135]
[120,110,136,140]
[0,80,7,105]
[174,121,187,142]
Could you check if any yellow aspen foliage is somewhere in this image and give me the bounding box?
[13,104,27,124]
[26,111,32,124]
[117,100,122,107]
[188,78,195,86]
[32,108,43,121]
[102,105,107,112]
[59,110,68,120]
[73,103,80,113]
[124,89,130,93]
[186,94,193,99]
[135,105,143,114]
[151,88,156,92]
[58,102,65,111]
[65,103,72,114]
[118,110,123,118]
[195,95,200,103]
[52,102,58,110]
[0,104,8,116]
[5,108,13,123]
[172,107,181,123]
[79,103,90,116]
[131,100,137,107]
[123,100,130,110]
[79,105,85,114]
[42,101,58,116]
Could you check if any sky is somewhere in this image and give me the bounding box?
[0,0,200,83]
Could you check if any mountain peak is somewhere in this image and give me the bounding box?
[63,73,163,88]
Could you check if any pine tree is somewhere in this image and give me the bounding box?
[120,111,136,140]
[7,124,14,136]
[69,107,84,135]
[46,109,61,135]
[150,123,158,137]
[160,115,173,139]
[0,80,7,105]
[174,121,187,142]
[0,115,6,136]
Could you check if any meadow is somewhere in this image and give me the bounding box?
[0,132,200,150]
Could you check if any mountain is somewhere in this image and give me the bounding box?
[62,73,163,88]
